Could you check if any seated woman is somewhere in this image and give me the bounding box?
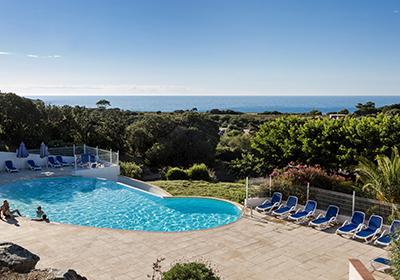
[0,200,22,220]
[31,206,50,223]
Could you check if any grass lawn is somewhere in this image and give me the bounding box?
[150,180,246,204]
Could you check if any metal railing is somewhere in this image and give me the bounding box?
[28,144,119,166]
[79,144,119,165]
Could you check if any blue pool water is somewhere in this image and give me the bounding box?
[0,177,241,232]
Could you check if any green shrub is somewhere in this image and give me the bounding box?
[162,262,220,280]
[387,211,400,226]
[165,167,189,180]
[120,161,143,179]
[390,237,400,279]
[187,163,211,181]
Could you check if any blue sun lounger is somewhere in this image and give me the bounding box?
[4,160,19,173]
[48,156,61,168]
[27,160,42,171]
[336,211,365,236]
[375,220,400,247]
[256,192,282,212]
[89,154,98,168]
[309,205,339,229]
[354,214,383,243]
[272,196,298,217]
[56,155,69,167]
[288,200,317,222]
[371,257,391,272]
[79,154,91,168]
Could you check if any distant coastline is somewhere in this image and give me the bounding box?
[27,95,400,113]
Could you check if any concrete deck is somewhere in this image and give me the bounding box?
[0,166,74,185]
[0,213,392,280]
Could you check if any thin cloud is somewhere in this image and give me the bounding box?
[3,84,193,96]
[27,54,61,58]
[1,52,62,58]
[4,84,399,97]
[394,10,399,14]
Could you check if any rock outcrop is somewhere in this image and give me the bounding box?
[0,242,40,273]
[0,242,87,280]
[53,269,88,280]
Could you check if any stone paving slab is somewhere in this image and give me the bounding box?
[0,214,393,280]
[0,167,74,185]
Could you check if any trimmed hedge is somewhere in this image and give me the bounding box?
[165,167,189,180]
[165,164,213,181]
[187,163,211,181]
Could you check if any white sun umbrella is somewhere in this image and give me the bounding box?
[16,142,29,169]
[40,142,48,158]
[40,142,49,168]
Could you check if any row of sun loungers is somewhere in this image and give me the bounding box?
[78,154,98,168]
[3,156,71,173]
[256,192,400,247]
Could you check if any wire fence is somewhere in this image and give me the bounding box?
[248,176,397,223]
[28,144,119,165]
[28,146,76,157]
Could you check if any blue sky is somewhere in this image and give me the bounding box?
[0,0,399,96]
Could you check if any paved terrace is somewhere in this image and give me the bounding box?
[0,212,393,280]
[0,166,74,185]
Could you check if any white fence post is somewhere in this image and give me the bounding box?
[96,146,99,160]
[73,144,76,156]
[109,149,112,163]
[83,144,86,154]
[116,150,119,165]
[352,191,356,214]
[74,154,77,171]
[245,177,249,208]
[307,182,310,201]
[269,175,272,197]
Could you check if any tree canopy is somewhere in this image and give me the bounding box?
[96,99,111,109]
[232,114,400,177]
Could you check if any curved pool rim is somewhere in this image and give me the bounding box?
[115,179,245,233]
[0,176,244,233]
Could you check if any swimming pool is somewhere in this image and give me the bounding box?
[0,177,242,232]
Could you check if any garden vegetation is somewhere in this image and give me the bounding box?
[1,92,400,196]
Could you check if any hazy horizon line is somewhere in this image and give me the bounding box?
[19,93,400,97]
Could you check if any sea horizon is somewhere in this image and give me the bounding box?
[27,95,400,113]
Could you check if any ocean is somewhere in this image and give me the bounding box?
[29,95,400,113]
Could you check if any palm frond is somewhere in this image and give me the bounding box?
[355,147,400,203]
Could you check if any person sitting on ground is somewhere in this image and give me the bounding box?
[36,206,44,218]
[0,200,22,220]
[32,206,50,223]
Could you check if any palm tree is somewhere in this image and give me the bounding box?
[355,147,400,215]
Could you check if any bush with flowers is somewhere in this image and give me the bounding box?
[267,163,353,202]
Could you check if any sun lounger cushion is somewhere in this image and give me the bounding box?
[355,215,382,239]
[290,200,316,220]
[257,192,282,211]
[337,211,365,234]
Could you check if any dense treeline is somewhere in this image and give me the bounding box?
[2,92,400,180]
[0,93,219,169]
[0,93,136,153]
[232,114,400,177]
[125,113,219,166]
